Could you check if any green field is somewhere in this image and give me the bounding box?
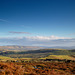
[45,55,75,60]
[0,48,75,62]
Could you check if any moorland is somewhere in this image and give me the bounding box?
[0,46,75,75]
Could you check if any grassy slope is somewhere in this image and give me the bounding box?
[45,55,75,60]
[0,49,75,60]
[0,55,15,61]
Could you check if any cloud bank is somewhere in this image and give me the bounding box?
[25,35,71,40]
[0,35,75,47]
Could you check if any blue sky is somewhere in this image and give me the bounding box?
[0,0,75,46]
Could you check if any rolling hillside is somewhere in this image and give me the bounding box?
[0,48,74,60]
[0,45,44,50]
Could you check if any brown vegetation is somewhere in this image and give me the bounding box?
[0,61,75,75]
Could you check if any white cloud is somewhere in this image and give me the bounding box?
[0,35,74,47]
[25,35,71,40]
[9,31,31,34]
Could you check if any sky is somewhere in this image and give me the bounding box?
[0,0,75,46]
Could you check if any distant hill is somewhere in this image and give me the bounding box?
[47,46,75,49]
[0,48,75,58]
[0,45,44,50]
[0,45,75,51]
